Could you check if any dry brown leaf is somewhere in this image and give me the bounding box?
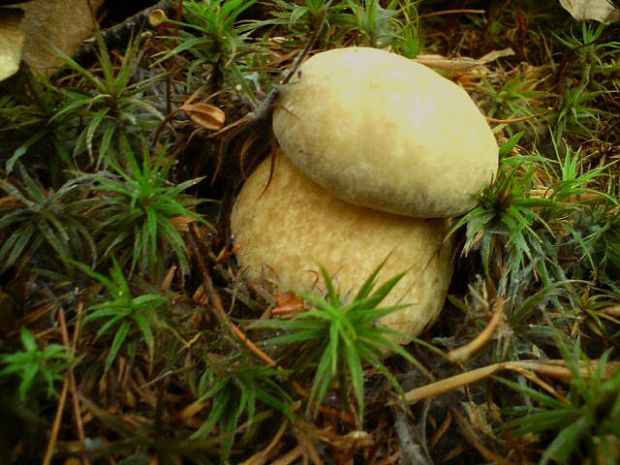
[601,305,620,316]
[477,47,517,64]
[559,0,620,23]
[272,290,306,318]
[328,430,373,449]
[0,7,25,81]
[19,0,103,74]
[414,47,514,71]
[169,215,198,232]
[183,101,226,130]
[0,195,24,209]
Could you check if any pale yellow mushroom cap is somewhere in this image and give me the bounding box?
[273,47,498,218]
[231,151,455,343]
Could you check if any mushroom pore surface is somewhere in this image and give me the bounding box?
[272,47,499,218]
[231,152,455,343]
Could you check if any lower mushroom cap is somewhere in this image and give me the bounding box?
[231,151,455,343]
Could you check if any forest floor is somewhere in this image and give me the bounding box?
[0,1,619,464]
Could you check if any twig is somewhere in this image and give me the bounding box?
[373,451,401,465]
[420,9,485,19]
[74,0,178,64]
[59,305,90,465]
[452,408,517,465]
[42,379,69,465]
[270,446,303,465]
[241,420,288,465]
[447,298,505,363]
[529,187,607,203]
[486,112,552,124]
[403,359,620,405]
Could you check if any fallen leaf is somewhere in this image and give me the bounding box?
[169,215,198,232]
[182,101,226,130]
[414,47,515,71]
[559,0,620,23]
[477,47,517,64]
[19,0,103,74]
[601,305,620,317]
[272,291,306,317]
[0,7,25,81]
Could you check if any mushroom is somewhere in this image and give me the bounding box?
[231,151,454,343]
[273,47,498,218]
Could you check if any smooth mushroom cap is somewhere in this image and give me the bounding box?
[231,151,455,343]
[273,47,499,218]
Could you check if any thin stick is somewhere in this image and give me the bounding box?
[487,112,552,124]
[59,306,90,465]
[447,298,505,363]
[453,409,517,465]
[42,379,69,465]
[420,9,485,19]
[241,420,288,465]
[403,359,620,404]
[270,446,303,465]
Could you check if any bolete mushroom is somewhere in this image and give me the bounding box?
[273,47,498,218]
[231,151,454,343]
